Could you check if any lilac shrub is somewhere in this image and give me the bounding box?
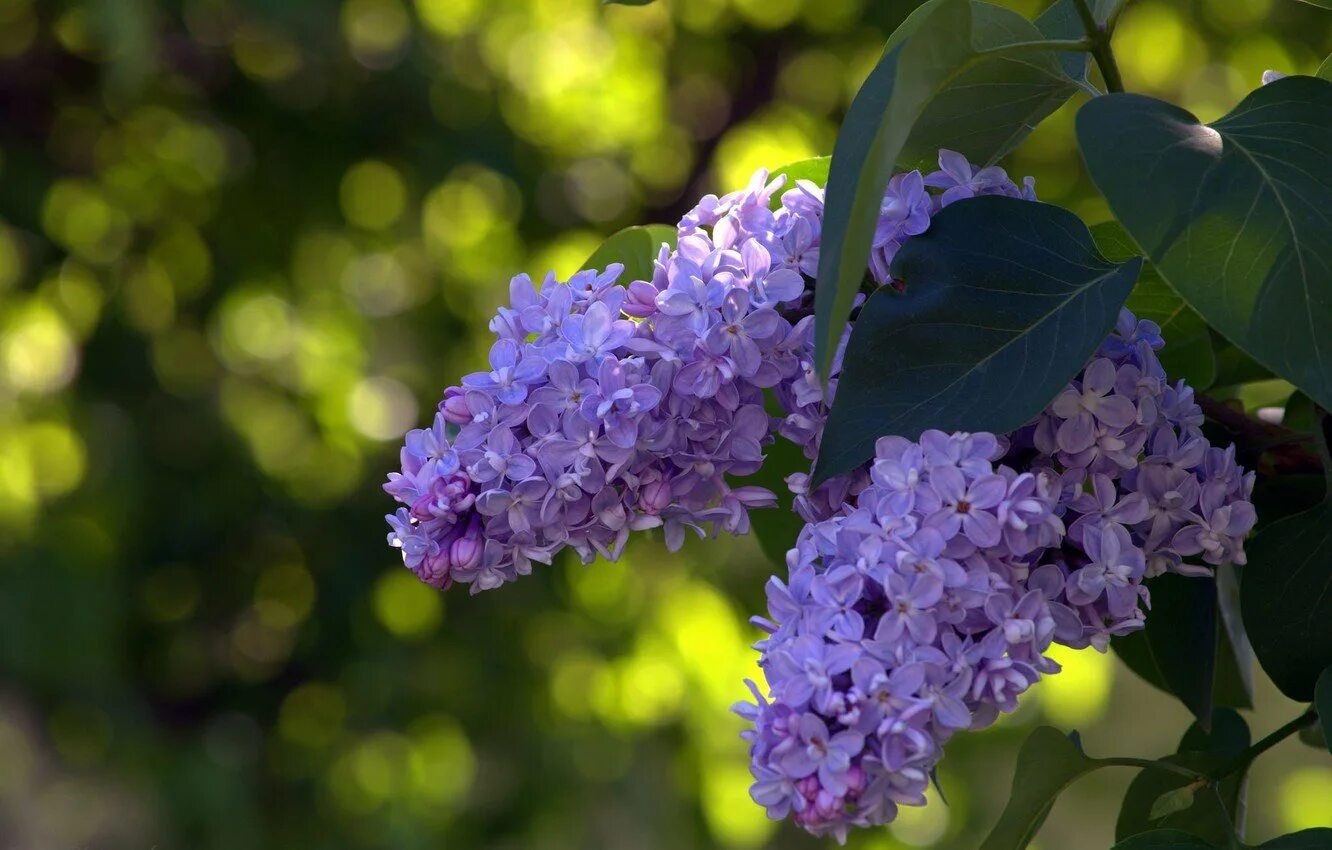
[382,149,1259,842]
[383,151,1031,593]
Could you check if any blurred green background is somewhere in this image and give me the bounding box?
[1,0,1330,847]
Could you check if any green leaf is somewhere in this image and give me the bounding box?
[1284,391,1318,432]
[813,0,1083,380]
[1211,338,1276,389]
[1093,0,1128,23]
[814,195,1139,482]
[602,0,656,5]
[1112,831,1215,849]
[581,224,675,283]
[1116,708,1250,846]
[1261,829,1332,849]
[1241,499,1332,701]
[1092,221,1216,389]
[770,157,830,190]
[1318,54,1332,81]
[1214,564,1255,708]
[1113,629,1171,692]
[979,726,1104,850]
[1113,611,1252,711]
[745,395,811,566]
[1077,76,1332,412]
[1033,0,1092,86]
[1149,785,1201,821]
[1316,666,1332,757]
[1144,574,1217,724]
[1293,0,1332,8]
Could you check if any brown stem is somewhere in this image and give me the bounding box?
[1198,394,1325,476]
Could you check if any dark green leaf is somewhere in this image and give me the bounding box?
[1112,598,1251,710]
[1214,563,1255,708]
[979,726,1103,850]
[1211,338,1276,389]
[1298,721,1327,750]
[1083,0,1128,24]
[746,401,811,566]
[1033,0,1092,85]
[1319,54,1332,81]
[1284,391,1318,432]
[1316,666,1332,757]
[1241,500,1332,701]
[581,224,675,283]
[602,0,656,5]
[1145,574,1217,724]
[1117,708,1250,846]
[1077,76,1332,411]
[1261,829,1332,849]
[1113,628,1171,692]
[814,0,1082,379]
[1112,831,1214,849]
[815,196,1139,482]
[1293,0,1332,8]
[1092,221,1216,389]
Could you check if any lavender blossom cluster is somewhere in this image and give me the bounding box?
[736,431,1070,841]
[1003,312,1258,649]
[383,151,1032,592]
[737,314,1257,841]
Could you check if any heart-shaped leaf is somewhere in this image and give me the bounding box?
[1317,666,1332,757]
[1261,829,1332,848]
[813,0,1085,380]
[1145,573,1218,725]
[582,224,676,283]
[1077,76,1332,412]
[815,195,1139,482]
[979,727,1103,850]
[1241,500,1332,701]
[1092,221,1216,389]
[1112,831,1215,849]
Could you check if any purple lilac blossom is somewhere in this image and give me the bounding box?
[738,312,1257,842]
[735,431,1071,842]
[383,148,1258,842]
[384,150,1031,593]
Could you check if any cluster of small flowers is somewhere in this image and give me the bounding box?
[383,151,1035,592]
[736,430,1073,842]
[1002,310,1258,649]
[738,311,1258,841]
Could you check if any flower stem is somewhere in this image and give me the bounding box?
[1209,710,1318,781]
[1072,0,1126,93]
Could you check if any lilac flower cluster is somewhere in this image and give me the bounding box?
[1002,311,1258,649]
[384,151,1034,592]
[736,430,1072,842]
[738,311,1258,841]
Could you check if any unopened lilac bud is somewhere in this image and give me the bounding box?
[439,387,471,424]
[640,477,673,514]
[450,525,483,573]
[416,547,454,590]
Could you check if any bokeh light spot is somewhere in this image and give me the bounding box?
[372,570,443,639]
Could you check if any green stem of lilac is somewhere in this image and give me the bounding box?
[1209,710,1318,781]
[1072,0,1126,93]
